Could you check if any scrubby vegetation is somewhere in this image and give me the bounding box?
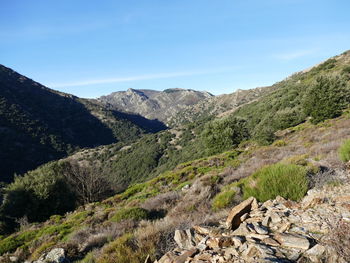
[240,163,309,202]
[202,116,249,155]
[212,187,236,210]
[109,208,150,223]
[303,75,350,124]
[231,57,350,143]
[338,139,350,162]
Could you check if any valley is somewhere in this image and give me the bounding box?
[0,50,350,262]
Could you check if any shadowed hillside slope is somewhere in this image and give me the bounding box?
[0,65,165,182]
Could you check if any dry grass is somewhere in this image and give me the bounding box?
[68,220,137,254]
[141,191,180,211]
[324,219,350,261]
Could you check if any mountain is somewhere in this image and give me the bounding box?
[1,50,350,262]
[168,86,277,126]
[98,88,213,126]
[0,65,165,183]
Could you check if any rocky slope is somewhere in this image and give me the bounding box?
[156,181,350,263]
[168,86,277,127]
[98,88,213,125]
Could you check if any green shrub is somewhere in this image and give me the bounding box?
[212,189,236,211]
[342,66,350,75]
[339,139,350,162]
[0,229,38,254]
[97,233,154,263]
[0,162,76,234]
[242,163,308,202]
[110,207,150,223]
[302,75,350,124]
[202,116,249,154]
[254,125,276,145]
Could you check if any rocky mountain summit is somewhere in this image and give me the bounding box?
[98,88,213,125]
[155,176,350,263]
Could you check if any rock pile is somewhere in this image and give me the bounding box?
[154,184,350,263]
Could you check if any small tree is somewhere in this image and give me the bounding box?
[202,116,249,155]
[303,75,350,124]
[62,161,112,204]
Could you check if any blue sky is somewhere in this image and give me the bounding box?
[1,0,350,98]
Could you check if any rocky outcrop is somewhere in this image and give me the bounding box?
[167,86,277,127]
[98,88,213,125]
[155,183,350,263]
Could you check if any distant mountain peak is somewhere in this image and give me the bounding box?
[98,88,213,125]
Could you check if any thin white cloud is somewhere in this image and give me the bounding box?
[273,49,318,61]
[48,68,237,88]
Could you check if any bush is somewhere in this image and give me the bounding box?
[0,162,76,234]
[242,163,308,202]
[338,139,350,162]
[212,189,236,211]
[0,229,37,254]
[110,207,150,223]
[201,116,249,154]
[302,75,350,124]
[97,233,154,263]
[254,125,276,145]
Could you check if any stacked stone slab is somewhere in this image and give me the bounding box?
[154,183,350,263]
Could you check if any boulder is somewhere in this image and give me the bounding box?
[174,249,198,263]
[226,197,256,230]
[174,229,195,249]
[274,233,310,250]
[304,244,325,263]
[34,248,67,263]
[206,236,234,249]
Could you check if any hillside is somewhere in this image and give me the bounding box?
[1,50,350,262]
[168,86,277,127]
[98,88,213,126]
[1,113,350,262]
[38,50,350,194]
[0,65,165,183]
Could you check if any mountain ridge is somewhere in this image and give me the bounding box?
[98,88,214,126]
